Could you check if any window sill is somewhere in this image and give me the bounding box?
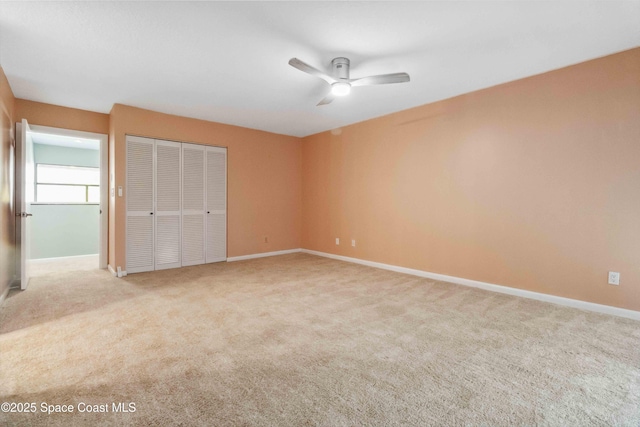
[31,202,100,206]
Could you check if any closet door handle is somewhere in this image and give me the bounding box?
[207,211,210,214]
[150,212,154,215]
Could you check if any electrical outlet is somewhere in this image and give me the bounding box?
[335,238,340,245]
[608,271,620,286]
[351,239,356,247]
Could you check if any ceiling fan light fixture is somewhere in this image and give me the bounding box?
[289,57,409,105]
[331,81,351,97]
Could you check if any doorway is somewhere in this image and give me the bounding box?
[15,122,108,287]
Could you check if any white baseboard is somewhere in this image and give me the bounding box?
[227,248,302,262]
[30,254,99,264]
[301,249,640,321]
[107,265,127,277]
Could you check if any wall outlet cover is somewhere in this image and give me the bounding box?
[608,271,620,285]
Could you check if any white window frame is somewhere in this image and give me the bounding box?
[35,163,100,204]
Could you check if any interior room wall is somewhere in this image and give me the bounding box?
[30,144,100,259]
[301,48,640,312]
[109,104,302,272]
[34,144,100,168]
[30,205,99,260]
[4,49,638,314]
[0,66,16,299]
[14,100,109,135]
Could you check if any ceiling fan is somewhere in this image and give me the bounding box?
[289,57,410,106]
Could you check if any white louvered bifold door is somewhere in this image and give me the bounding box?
[154,140,182,270]
[205,146,227,263]
[181,143,206,266]
[126,136,155,274]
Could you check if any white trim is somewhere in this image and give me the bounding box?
[99,130,108,269]
[30,254,98,264]
[108,265,117,276]
[108,265,127,277]
[31,202,100,206]
[301,249,640,321]
[227,248,301,262]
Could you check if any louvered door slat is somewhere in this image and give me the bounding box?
[206,147,227,263]
[207,150,226,212]
[156,144,181,212]
[126,136,155,273]
[126,216,153,270]
[155,216,181,265]
[182,143,206,266]
[127,139,153,213]
[207,213,226,262]
[154,140,182,270]
[183,214,204,263]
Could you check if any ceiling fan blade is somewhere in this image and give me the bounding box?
[350,72,410,87]
[317,92,335,106]
[289,58,335,84]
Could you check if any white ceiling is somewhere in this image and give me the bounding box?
[0,2,638,137]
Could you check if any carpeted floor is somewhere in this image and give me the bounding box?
[0,253,638,426]
[29,255,99,278]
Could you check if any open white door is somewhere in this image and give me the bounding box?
[16,119,34,290]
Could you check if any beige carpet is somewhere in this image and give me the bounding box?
[0,253,638,426]
[29,255,99,278]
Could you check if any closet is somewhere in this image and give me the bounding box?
[126,135,227,274]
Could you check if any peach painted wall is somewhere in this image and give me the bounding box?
[14,99,109,135]
[109,104,301,271]
[302,48,640,311]
[0,67,16,297]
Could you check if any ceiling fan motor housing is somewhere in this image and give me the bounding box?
[331,57,350,80]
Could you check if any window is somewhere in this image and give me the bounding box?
[36,164,100,203]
